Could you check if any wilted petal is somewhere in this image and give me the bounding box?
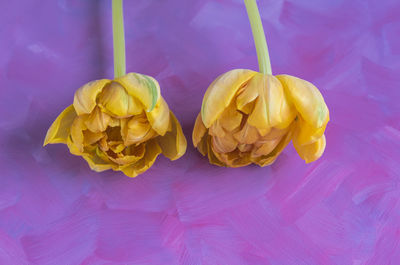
[98,82,142,118]
[146,97,170,136]
[213,149,251,168]
[276,74,329,128]
[157,112,187,161]
[294,134,326,163]
[44,105,77,146]
[201,69,257,127]
[116,72,160,112]
[73,79,110,115]
[84,107,111,133]
[192,113,207,147]
[252,138,282,157]
[209,120,226,138]
[121,140,162,177]
[108,144,145,165]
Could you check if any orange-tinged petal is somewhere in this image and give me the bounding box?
[44,105,77,146]
[146,97,170,136]
[211,133,238,153]
[84,107,111,133]
[206,136,225,167]
[192,113,207,147]
[218,102,242,132]
[98,82,142,118]
[108,144,145,165]
[121,114,154,146]
[276,74,329,128]
[209,120,226,138]
[73,79,110,115]
[294,134,326,163]
[121,140,162,177]
[201,69,257,127]
[233,122,260,144]
[252,138,282,157]
[116,72,160,112]
[157,112,187,160]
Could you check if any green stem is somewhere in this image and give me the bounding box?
[112,0,126,78]
[244,0,272,75]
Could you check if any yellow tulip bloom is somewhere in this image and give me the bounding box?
[44,72,187,177]
[192,69,329,167]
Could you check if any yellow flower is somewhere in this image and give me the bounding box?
[192,69,329,167]
[44,72,187,177]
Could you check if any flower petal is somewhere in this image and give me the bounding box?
[121,140,162,178]
[233,122,260,144]
[116,72,160,112]
[192,113,207,147]
[84,107,111,133]
[68,116,87,155]
[157,112,187,160]
[211,133,238,153]
[73,79,110,115]
[201,69,257,127]
[121,113,155,146]
[108,144,145,165]
[81,147,113,172]
[44,105,77,146]
[98,81,142,118]
[294,116,327,146]
[276,74,329,128]
[146,97,170,136]
[293,134,326,163]
[218,102,242,132]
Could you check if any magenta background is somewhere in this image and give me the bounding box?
[1,0,400,264]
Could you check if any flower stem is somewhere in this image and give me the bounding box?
[244,0,272,75]
[112,0,126,78]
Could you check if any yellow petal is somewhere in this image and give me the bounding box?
[83,130,104,146]
[201,69,257,127]
[84,107,111,133]
[146,97,170,136]
[208,120,226,138]
[236,78,259,114]
[157,112,187,160]
[98,81,142,118]
[192,113,207,147]
[218,102,242,132]
[121,113,154,146]
[44,105,77,146]
[213,148,251,168]
[294,116,327,146]
[68,116,87,154]
[294,134,326,163]
[252,138,282,157]
[206,136,225,167]
[73,79,110,115]
[81,147,113,172]
[276,74,329,128]
[247,74,284,129]
[121,140,162,178]
[115,72,160,112]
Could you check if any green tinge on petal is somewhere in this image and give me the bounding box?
[73,79,110,115]
[157,112,187,161]
[44,105,77,146]
[146,97,170,136]
[116,72,160,112]
[201,69,257,128]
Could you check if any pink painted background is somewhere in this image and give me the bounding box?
[1,0,400,264]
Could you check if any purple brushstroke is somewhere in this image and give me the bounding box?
[1,0,400,264]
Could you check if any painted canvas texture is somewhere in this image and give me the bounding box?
[0,0,399,264]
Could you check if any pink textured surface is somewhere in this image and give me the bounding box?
[1,0,400,264]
